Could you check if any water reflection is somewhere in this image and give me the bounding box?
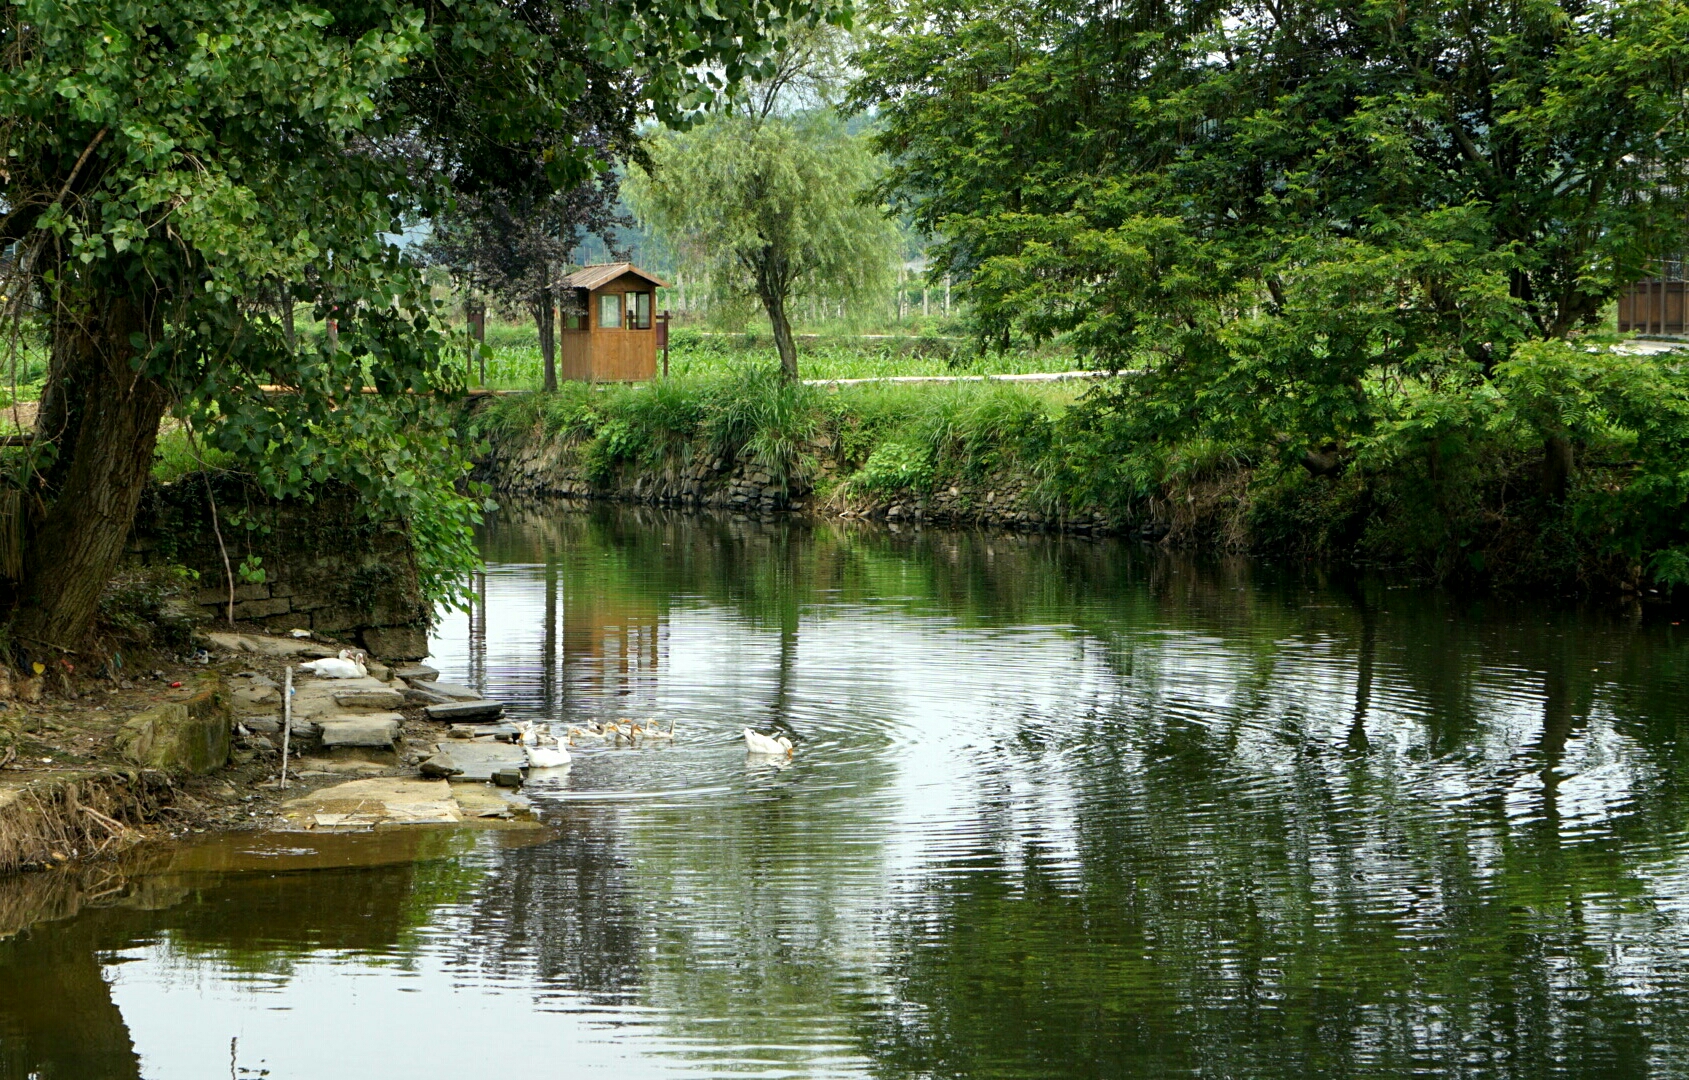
[3,503,1689,1078]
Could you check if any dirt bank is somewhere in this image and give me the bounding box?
[0,627,530,877]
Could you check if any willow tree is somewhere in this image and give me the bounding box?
[0,0,816,654]
[626,30,897,379]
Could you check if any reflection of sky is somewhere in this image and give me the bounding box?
[66,519,1689,1078]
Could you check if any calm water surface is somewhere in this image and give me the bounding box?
[5,504,1689,1078]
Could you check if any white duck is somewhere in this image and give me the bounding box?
[743,728,794,756]
[298,649,367,679]
[525,745,572,769]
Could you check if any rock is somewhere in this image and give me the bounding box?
[423,700,504,723]
[413,680,481,702]
[359,625,429,661]
[438,740,527,780]
[243,716,282,734]
[279,777,463,828]
[448,722,521,741]
[317,715,403,748]
[232,684,280,708]
[332,688,406,711]
[393,663,439,682]
[404,684,454,706]
[365,660,392,682]
[117,685,232,773]
[492,767,524,788]
[419,752,464,778]
[206,632,335,659]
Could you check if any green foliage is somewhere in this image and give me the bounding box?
[854,0,1689,470]
[849,442,934,493]
[626,105,899,374]
[0,0,833,635]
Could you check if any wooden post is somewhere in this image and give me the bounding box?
[658,311,671,377]
[279,665,293,789]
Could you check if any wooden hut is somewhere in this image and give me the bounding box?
[558,262,670,382]
[1617,261,1686,337]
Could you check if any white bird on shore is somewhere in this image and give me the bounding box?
[525,745,572,769]
[743,728,794,756]
[298,650,367,679]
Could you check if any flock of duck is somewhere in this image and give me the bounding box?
[300,648,797,773]
[509,718,795,771]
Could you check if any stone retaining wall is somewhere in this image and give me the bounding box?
[478,425,1156,536]
[128,476,431,659]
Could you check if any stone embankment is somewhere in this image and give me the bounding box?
[479,425,1148,535]
[129,475,432,659]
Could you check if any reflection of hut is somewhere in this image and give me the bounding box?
[559,262,670,382]
[562,592,665,699]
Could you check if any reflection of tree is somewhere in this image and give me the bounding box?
[453,809,648,1002]
[0,913,139,1080]
[0,832,487,1079]
[625,771,895,1075]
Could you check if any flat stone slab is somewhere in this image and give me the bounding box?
[292,675,398,720]
[318,714,403,748]
[393,663,439,682]
[448,722,521,742]
[435,740,526,781]
[423,700,504,723]
[279,778,463,830]
[333,688,406,711]
[404,683,455,705]
[417,680,482,701]
[207,632,335,659]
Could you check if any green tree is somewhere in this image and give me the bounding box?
[853,0,1689,469]
[0,0,817,653]
[627,31,898,379]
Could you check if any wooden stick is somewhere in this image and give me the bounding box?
[280,665,293,789]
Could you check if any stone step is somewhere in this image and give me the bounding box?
[333,688,406,711]
[436,741,526,782]
[393,663,439,682]
[414,680,482,701]
[318,714,403,748]
[423,700,504,723]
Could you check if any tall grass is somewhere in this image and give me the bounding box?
[477,370,1076,498]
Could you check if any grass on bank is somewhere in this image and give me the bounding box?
[475,367,1076,500]
[468,327,1082,389]
[475,341,1689,597]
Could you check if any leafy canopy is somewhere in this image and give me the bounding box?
[0,0,825,613]
[853,0,1689,449]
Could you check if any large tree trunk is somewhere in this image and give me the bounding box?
[763,289,798,380]
[13,296,167,654]
[535,287,558,392]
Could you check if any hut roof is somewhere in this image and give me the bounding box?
[561,262,670,291]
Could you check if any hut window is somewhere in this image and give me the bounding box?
[627,291,652,329]
[598,292,622,329]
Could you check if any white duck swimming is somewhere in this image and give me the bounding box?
[525,745,572,769]
[743,728,794,756]
[298,649,367,679]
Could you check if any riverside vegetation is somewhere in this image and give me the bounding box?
[475,336,1689,598]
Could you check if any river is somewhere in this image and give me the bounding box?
[4,503,1689,1078]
